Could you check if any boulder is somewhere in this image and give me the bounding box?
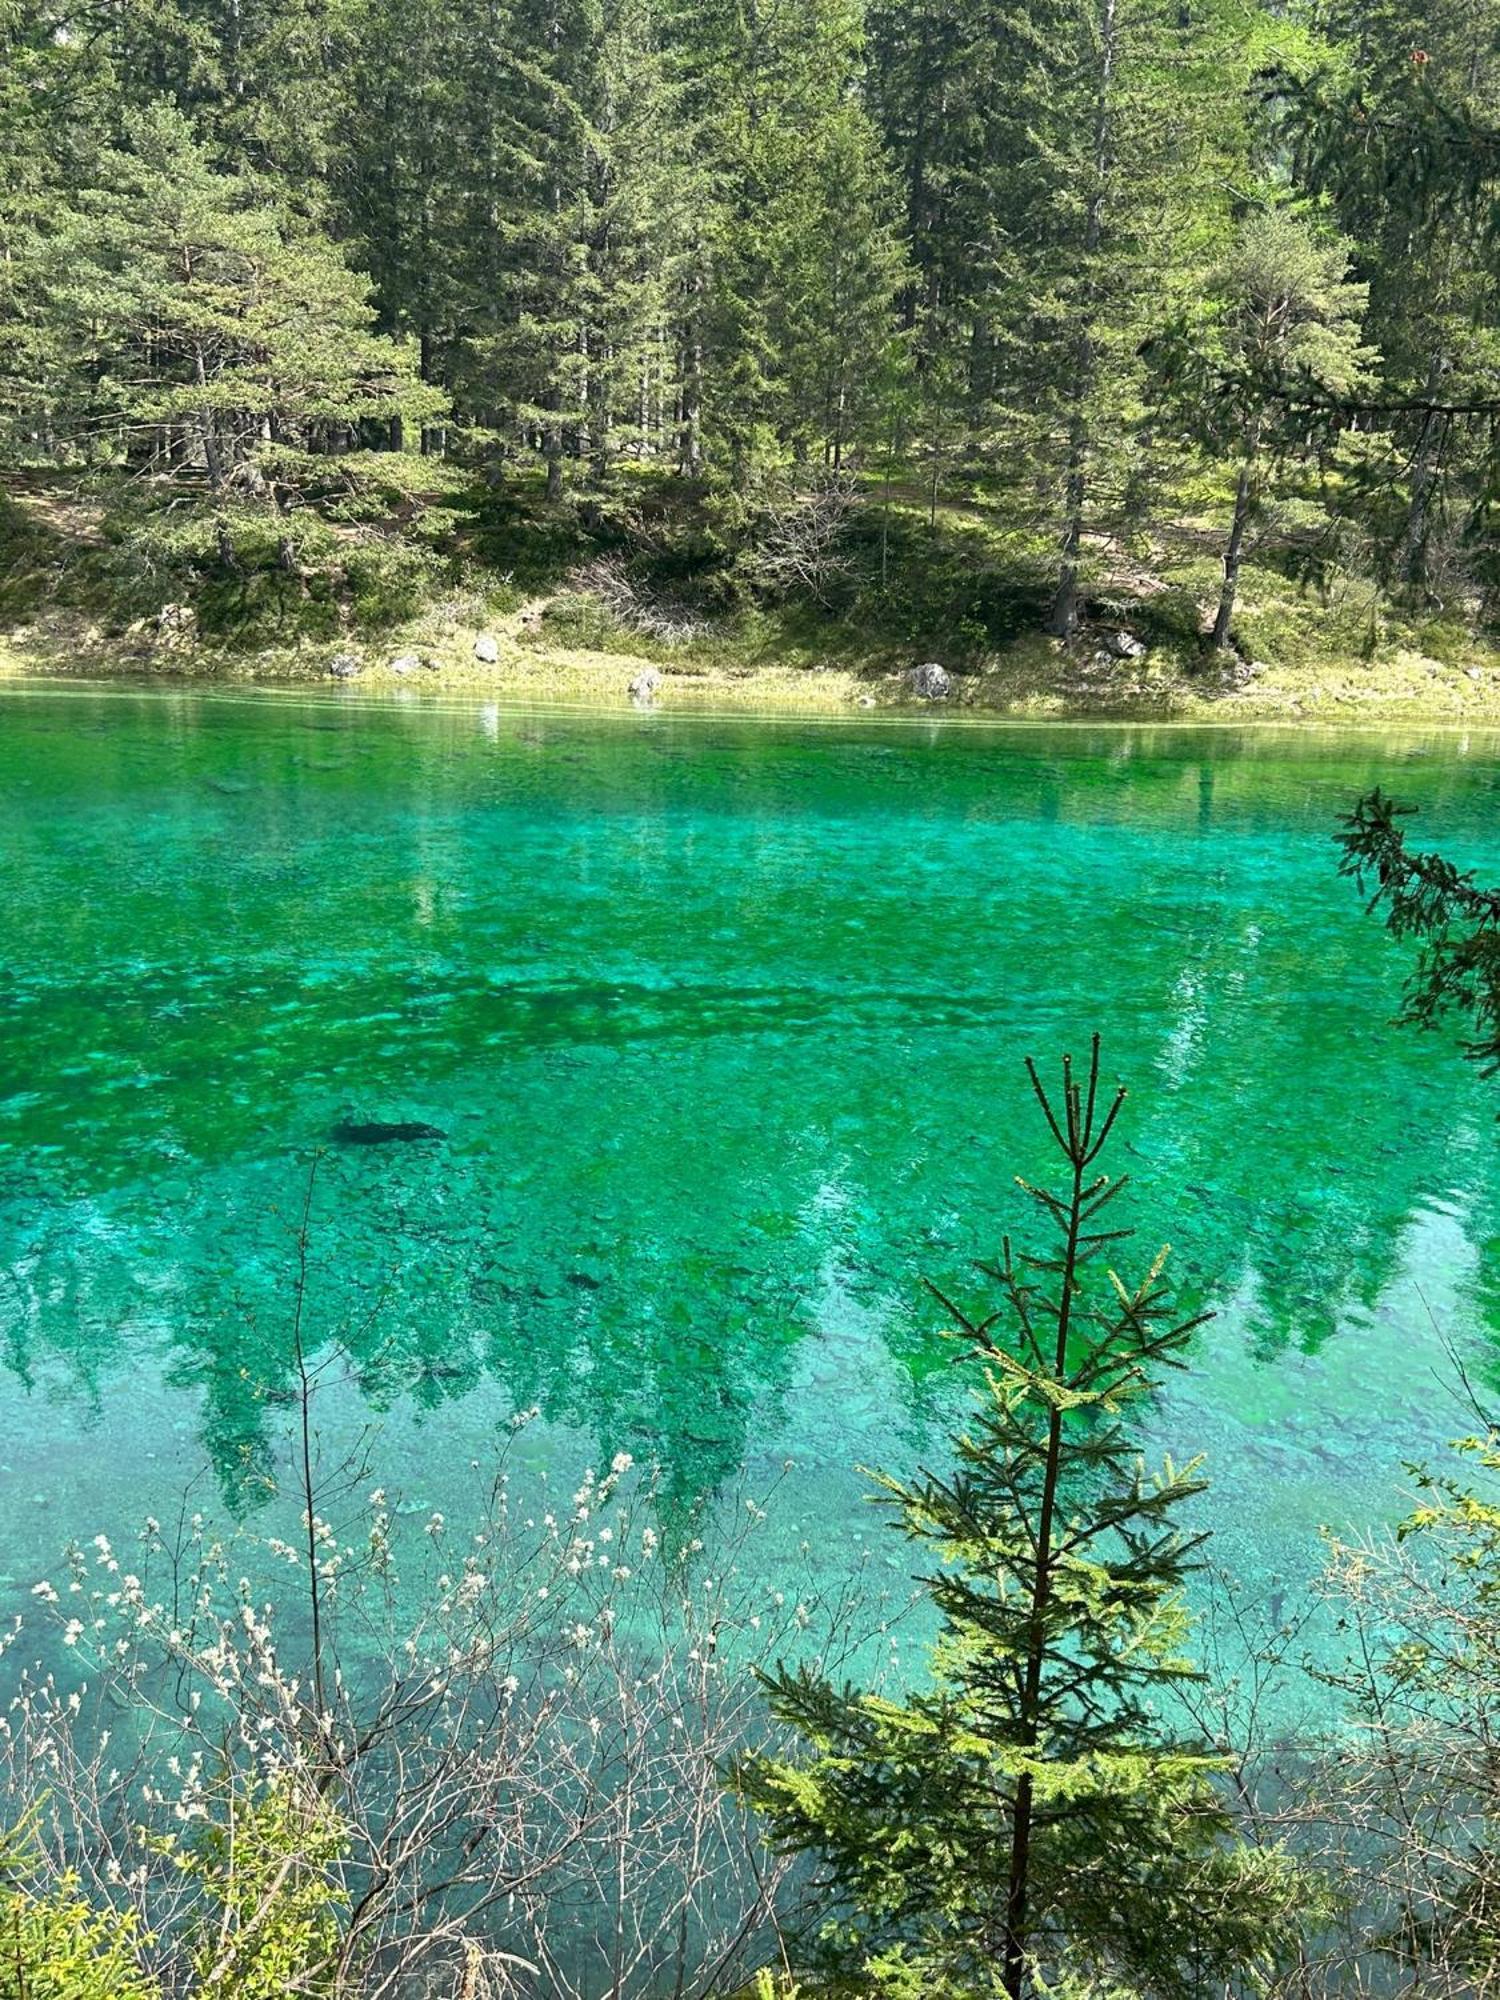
[1103,629,1148,661]
[910,661,951,700]
[155,602,197,647]
[628,669,660,705]
[855,693,876,708]
[328,652,362,680]
[473,634,500,663]
[389,652,421,676]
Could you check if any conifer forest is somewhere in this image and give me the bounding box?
[4,0,1500,695]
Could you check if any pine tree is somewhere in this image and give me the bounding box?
[328,0,475,420]
[736,1039,1305,2000]
[81,0,341,183]
[44,104,442,491]
[0,0,113,462]
[1157,209,1374,650]
[865,0,1033,413]
[1008,0,1255,640]
[443,0,695,495]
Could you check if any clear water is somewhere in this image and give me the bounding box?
[4,683,1500,1639]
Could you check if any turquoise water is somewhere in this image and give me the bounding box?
[4,683,1500,1630]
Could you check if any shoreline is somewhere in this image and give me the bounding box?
[8,623,1500,729]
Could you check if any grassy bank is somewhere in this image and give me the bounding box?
[9,611,1500,725]
[6,469,1500,723]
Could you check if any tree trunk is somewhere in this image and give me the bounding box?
[590,330,612,487]
[193,345,224,491]
[1211,439,1257,651]
[1048,426,1088,640]
[1045,0,1117,644]
[1396,353,1447,596]
[545,384,565,502]
[419,330,440,455]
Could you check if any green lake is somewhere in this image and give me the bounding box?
[4,682,1500,1634]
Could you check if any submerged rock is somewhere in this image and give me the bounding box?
[473,634,499,663]
[331,1118,446,1145]
[328,652,362,680]
[910,661,951,700]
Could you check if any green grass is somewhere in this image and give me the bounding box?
[5,458,1500,723]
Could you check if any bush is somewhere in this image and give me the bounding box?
[536,586,640,652]
[94,502,445,644]
[0,1818,158,2000]
[3,1442,902,2000]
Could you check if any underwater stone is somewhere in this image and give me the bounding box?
[331,1119,446,1144]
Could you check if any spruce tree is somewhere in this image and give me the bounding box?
[1283,0,1500,596]
[457,0,692,496]
[686,0,910,491]
[1019,0,1255,640]
[737,1039,1304,2000]
[328,0,475,415]
[0,0,114,462]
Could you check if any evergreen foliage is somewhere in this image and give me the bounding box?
[735,1039,1306,1999]
[43,106,442,495]
[1338,789,1500,1077]
[1156,210,1374,648]
[9,0,1500,656]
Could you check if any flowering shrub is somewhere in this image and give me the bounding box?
[0,1434,911,1999]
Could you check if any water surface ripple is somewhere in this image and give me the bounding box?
[4,686,1500,1616]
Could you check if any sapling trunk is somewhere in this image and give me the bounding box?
[290,1156,328,1731]
[1001,1046,1124,1995]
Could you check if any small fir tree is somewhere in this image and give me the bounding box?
[737,1038,1305,2000]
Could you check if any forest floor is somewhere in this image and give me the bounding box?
[6,470,1500,723]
